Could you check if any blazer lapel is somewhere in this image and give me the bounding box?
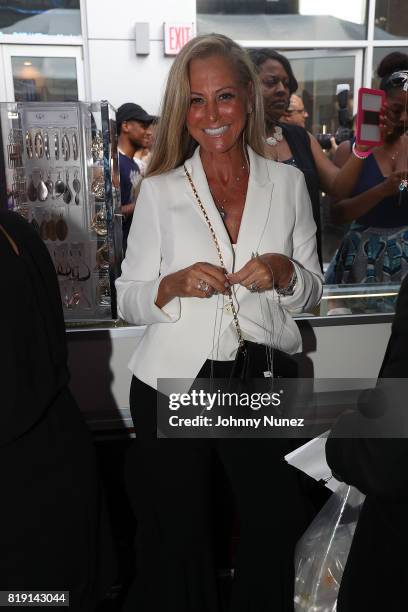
[183,147,274,276]
[233,147,274,275]
[184,147,234,271]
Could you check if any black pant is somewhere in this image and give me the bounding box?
[123,353,314,612]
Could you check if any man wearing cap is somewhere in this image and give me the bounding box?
[117,103,155,252]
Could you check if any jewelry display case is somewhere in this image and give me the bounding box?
[0,100,123,323]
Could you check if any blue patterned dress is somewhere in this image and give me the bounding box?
[325,151,408,285]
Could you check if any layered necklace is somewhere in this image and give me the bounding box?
[266,125,283,147]
[265,125,284,162]
[208,162,249,220]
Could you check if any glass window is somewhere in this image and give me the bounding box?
[11,56,79,101]
[197,0,368,41]
[0,1,81,36]
[286,53,356,267]
[374,0,408,39]
[372,46,408,87]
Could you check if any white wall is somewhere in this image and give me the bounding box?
[84,0,196,113]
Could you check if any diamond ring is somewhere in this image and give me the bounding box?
[248,282,259,292]
[198,279,210,293]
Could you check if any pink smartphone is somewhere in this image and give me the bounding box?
[355,87,385,147]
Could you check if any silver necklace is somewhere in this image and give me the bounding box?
[209,164,248,220]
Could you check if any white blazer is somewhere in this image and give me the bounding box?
[116,146,323,390]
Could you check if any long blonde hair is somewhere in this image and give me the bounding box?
[144,33,266,181]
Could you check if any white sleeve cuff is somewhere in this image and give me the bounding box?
[265,260,322,314]
[116,276,181,325]
[154,279,181,322]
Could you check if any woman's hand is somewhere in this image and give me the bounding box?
[156,262,228,308]
[226,254,294,292]
[355,104,397,154]
[382,102,400,138]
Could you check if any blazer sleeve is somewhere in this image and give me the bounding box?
[267,170,323,313]
[115,178,181,325]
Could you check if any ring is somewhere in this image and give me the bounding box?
[198,279,210,293]
[248,282,259,292]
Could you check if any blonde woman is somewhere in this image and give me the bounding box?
[116,34,322,612]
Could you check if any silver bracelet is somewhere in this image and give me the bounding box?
[276,268,297,297]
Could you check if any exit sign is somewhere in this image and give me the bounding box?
[164,23,195,55]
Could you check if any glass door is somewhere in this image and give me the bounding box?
[283,49,363,267]
[284,49,363,136]
[1,45,85,102]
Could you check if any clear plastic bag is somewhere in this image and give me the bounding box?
[294,483,365,611]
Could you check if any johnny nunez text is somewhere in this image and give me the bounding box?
[169,415,305,428]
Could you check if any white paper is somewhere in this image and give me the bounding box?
[284,432,342,492]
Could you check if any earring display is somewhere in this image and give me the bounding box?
[1,100,122,322]
[91,174,105,200]
[91,206,108,236]
[26,130,33,159]
[72,132,78,161]
[95,240,109,270]
[11,171,27,208]
[37,172,48,202]
[91,130,103,161]
[7,130,23,168]
[27,174,37,202]
[34,131,44,158]
[45,172,54,199]
[54,131,60,160]
[73,171,81,205]
[96,275,111,306]
[62,132,70,161]
[44,131,50,160]
[56,211,69,241]
[63,170,72,204]
[55,171,65,196]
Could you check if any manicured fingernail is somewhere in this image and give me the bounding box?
[224,281,230,288]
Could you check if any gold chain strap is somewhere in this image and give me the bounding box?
[184,165,245,349]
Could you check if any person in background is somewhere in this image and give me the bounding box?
[325,52,408,286]
[281,93,309,129]
[249,48,381,268]
[117,103,155,252]
[134,119,157,176]
[325,273,408,611]
[0,210,116,611]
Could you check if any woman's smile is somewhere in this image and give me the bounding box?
[203,125,230,136]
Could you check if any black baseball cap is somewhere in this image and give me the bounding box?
[116,103,155,128]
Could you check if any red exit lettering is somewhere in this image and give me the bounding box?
[169,26,192,52]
